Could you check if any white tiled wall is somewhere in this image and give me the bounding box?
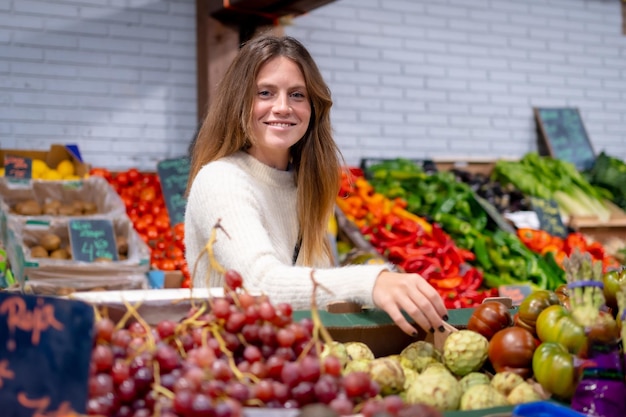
[285,0,626,165]
[1,0,625,169]
[0,0,197,170]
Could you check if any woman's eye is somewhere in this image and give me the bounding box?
[291,92,306,99]
[258,90,271,97]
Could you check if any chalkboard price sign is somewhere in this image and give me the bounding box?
[4,155,32,180]
[68,219,118,262]
[534,107,596,171]
[157,157,190,226]
[530,196,569,238]
[0,293,94,416]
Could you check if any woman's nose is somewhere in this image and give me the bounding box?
[273,94,290,112]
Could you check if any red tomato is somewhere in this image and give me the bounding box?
[127,168,141,184]
[140,186,157,202]
[488,326,538,379]
[173,223,185,240]
[136,201,149,215]
[159,259,176,271]
[145,225,159,241]
[115,172,129,187]
[154,214,170,232]
[151,204,164,217]
[467,301,513,340]
[90,167,112,181]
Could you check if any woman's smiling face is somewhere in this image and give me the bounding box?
[248,56,311,170]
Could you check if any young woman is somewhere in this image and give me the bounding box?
[184,34,448,336]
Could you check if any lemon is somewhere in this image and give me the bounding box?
[63,174,81,181]
[0,167,4,177]
[32,159,49,179]
[44,169,63,180]
[56,160,75,177]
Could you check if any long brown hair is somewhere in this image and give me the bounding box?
[187,34,342,266]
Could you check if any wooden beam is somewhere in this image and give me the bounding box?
[196,1,239,123]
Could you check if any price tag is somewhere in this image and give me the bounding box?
[530,197,569,238]
[498,284,533,306]
[0,293,94,415]
[157,157,190,226]
[68,219,118,262]
[534,107,596,171]
[4,155,32,180]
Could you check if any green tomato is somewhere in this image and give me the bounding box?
[517,290,561,337]
[532,342,576,400]
[603,268,626,314]
[535,304,587,355]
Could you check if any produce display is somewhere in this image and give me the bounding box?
[517,228,620,272]
[0,157,83,180]
[337,168,497,308]
[86,268,448,416]
[11,198,98,216]
[492,153,612,223]
[88,167,191,287]
[585,151,626,211]
[345,160,566,292]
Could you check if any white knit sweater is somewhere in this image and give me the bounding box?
[184,151,389,310]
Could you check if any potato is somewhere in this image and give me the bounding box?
[39,233,61,252]
[94,257,113,263]
[15,199,42,215]
[116,235,128,256]
[57,205,76,216]
[82,201,98,215]
[42,200,62,215]
[30,245,49,258]
[49,248,70,260]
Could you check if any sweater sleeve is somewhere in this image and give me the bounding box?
[184,161,392,310]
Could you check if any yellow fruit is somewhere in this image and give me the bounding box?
[44,170,63,180]
[32,159,49,178]
[0,168,4,177]
[56,160,75,177]
[63,174,81,181]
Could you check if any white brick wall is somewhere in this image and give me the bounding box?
[1,0,624,170]
[0,0,197,170]
[286,0,626,164]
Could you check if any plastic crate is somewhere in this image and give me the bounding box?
[512,401,587,417]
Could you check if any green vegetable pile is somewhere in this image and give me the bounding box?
[492,153,611,223]
[584,151,626,211]
[366,159,564,291]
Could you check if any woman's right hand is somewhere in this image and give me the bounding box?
[372,270,448,336]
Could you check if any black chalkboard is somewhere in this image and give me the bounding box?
[68,219,118,262]
[0,293,94,416]
[157,157,190,226]
[534,107,596,171]
[530,196,569,239]
[4,155,32,180]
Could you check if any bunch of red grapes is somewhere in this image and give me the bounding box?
[87,270,442,417]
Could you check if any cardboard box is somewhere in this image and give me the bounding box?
[0,143,90,178]
[5,215,151,294]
